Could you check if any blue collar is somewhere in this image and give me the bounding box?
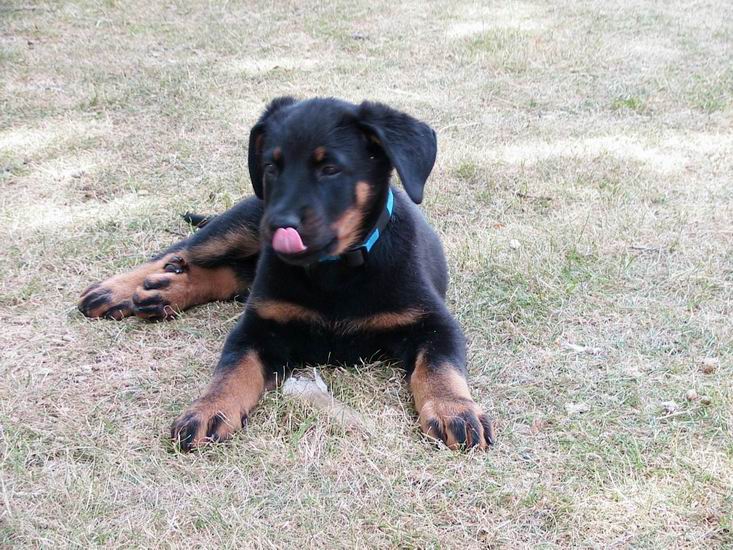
[318,188,394,267]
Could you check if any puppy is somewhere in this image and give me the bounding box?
[79,97,494,451]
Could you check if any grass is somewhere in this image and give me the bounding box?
[1,0,732,547]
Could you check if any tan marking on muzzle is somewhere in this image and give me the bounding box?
[331,181,372,255]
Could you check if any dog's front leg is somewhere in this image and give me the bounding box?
[78,197,262,321]
[407,313,495,450]
[170,313,278,451]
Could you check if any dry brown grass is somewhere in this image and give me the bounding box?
[1,0,732,547]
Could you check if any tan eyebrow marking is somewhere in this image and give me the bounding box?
[313,146,327,162]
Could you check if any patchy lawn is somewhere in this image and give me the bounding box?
[1,0,731,547]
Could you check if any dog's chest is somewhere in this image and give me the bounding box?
[281,319,406,365]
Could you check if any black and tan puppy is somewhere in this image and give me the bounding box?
[79,97,494,451]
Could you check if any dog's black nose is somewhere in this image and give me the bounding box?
[268,213,301,233]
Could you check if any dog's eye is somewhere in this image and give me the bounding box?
[320,164,341,177]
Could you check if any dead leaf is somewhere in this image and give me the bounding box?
[700,358,718,374]
[530,417,545,435]
[562,342,602,355]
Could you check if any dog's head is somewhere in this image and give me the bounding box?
[248,97,437,265]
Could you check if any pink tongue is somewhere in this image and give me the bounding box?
[272,227,307,254]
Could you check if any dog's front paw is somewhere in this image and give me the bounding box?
[78,276,137,320]
[79,259,171,320]
[131,255,189,320]
[170,396,247,452]
[418,398,495,450]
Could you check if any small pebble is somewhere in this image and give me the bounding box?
[509,239,521,250]
[685,389,698,401]
[565,402,590,415]
[661,401,678,414]
[624,366,642,379]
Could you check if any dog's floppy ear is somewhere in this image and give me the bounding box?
[248,96,298,199]
[358,101,437,204]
